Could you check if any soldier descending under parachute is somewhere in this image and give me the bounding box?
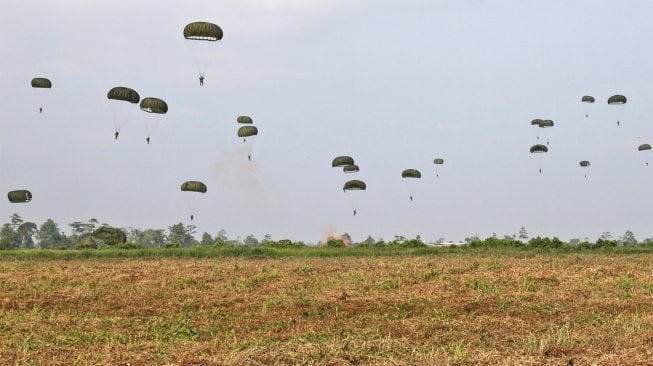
[183,21,223,86]
[581,95,595,118]
[402,169,421,202]
[107,86,140,140]
[181,181,207,222]
[140,97,168,144]
[639,144,651,166]
[343,180,366,216]
[31,77,51,114]
[530,144,548,174]
[607,95,627,126]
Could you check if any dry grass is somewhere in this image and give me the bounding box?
[0,253,652,365]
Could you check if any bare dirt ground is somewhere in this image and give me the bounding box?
[0,253,652,365]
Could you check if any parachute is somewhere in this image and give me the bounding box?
[107,87,140,135]
[607,95,627,126]
[31,78,52,88]
[433,158,444,165]
[92,227,127,245]
[183,22,223,41]
[343,164,359,173]
[181,181,207,193]
[607,95,627,105]
[579,161,590,167]
[530,144,548,153]
[237,115,253,124]
[332,156,355,167]
[402,169,422,178]
[237,125,258,138]
[183,21,223,82]
[8,190,32,203]
[139,97,168,141]
[140,97,168,114]
[31,77,52,113]
[638,144,651,151]
[581,96,595,103]
[538,120,554,128]
[108,87,140,104]
[180,181,206,221]
[530,119,543,126]
[343,180,366,191]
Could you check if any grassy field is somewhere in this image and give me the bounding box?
[1,252,652,365]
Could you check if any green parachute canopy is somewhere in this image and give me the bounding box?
[31,78,51,88]
[7,190,32,203]
[402,169,421,178]
[581,96,595,103]
[343,180,366,191]
[607,95,627,105]
[184,21,223,41]
[530,119,543,126]
[538,120,554,128]
[140,97,168,114]
[92,226,127,245]
[181,181,207,193]
[433,158,444,165]
[638,143,652,151]
[343,164,359,173]
[237,125,258,138]
[579,160,590,167]
[237,115,253,124]
[107,87,140,104]
[332,156,354,167]
[530,144,548,153]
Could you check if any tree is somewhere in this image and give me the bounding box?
[621,230,638,246]
[10,213,23,227]
[200,232,214,246]
[140,229,165,248]
[16,222,37,249]
[37,219,70,249]
[166,223,197,247]
[363,235,375,246]
[600,232,613,240]
[518,226,528,241]
[69,219,99,243]
[243,234,259,247]
[216,229,228,242]
[0,224,20,249]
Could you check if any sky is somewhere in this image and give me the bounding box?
[1,0,652,243]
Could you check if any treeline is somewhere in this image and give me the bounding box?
[1,214,652,251]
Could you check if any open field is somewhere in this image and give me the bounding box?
[1,252,652,365]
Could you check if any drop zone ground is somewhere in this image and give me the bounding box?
[0,250,652,365]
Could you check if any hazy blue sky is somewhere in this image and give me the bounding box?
[1,0,652,243]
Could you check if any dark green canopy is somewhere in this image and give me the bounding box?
[31,78,51,88]
[433,158,444,165]
[581,96,595,103]
[107,87,140,104]
[181,181,207,193]
[140,97,168,114]
[343,180,366,191]
[7,190,32,203]
[92,226,127,245]
[638,144,652,151]
[237,116,253,124]
[184,22,223,41]
[607,95,627,105]
[530,119,543,126]
[343,164,359,173]
[402,169,421,178]
[237,125,258,138]
[538,120,554,128]
[530,144,548,153]
[579,160,590,167]
[332,156,354,167]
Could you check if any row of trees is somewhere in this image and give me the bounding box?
[0,215,650,250]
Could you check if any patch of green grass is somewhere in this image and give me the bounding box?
[150,317,200,342]
[423,268,441,281]
[466,278,497,294]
